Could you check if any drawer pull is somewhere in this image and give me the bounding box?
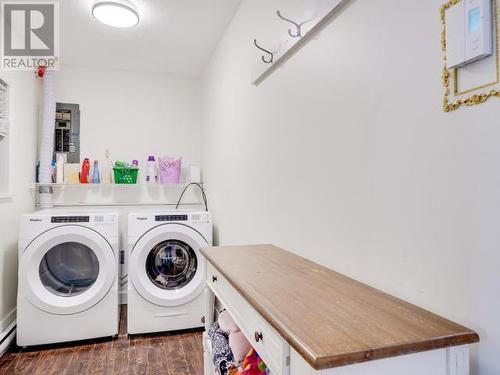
[212,275,218,283]
[254,331,263,342]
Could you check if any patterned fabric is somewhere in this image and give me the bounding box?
[208,321,235,375]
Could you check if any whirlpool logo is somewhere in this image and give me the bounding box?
[2,1,60,70]
[136,217,148,221]
[29,218,43,222]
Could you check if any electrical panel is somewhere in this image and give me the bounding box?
[54,103,80,164]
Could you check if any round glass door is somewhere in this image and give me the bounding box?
[146,240,197,290]
[39,242,100,297]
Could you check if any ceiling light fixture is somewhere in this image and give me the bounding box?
[92,1,139,28]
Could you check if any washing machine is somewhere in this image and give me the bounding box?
[127,210,212,334]
[17,210,120,347]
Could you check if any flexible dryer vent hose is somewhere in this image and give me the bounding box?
[38,71,56,209]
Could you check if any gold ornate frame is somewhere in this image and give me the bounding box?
[441,0,500,111]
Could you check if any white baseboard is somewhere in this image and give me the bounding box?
[0,309,16,333]
[119,290,128,305]
[0,320,16,358]
[0,308,17,358]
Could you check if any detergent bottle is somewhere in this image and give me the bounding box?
[80,158,90,184]
[146,156,158,183]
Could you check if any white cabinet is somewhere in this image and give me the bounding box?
[201,245,478,375]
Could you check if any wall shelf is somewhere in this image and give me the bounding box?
[30,182,205,208]
[30,182,197,190]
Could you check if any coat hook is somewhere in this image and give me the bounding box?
[253,39,274,64]
[276,10,314,38]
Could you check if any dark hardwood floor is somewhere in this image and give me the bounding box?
[0,306,204,375]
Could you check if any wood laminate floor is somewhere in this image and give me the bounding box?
[0,306,204,375]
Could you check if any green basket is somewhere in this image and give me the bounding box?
[113,167,139,184]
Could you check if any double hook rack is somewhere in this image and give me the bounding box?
[251,0,351,85]
[253,10,315,64]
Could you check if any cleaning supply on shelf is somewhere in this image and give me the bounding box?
[146,156,158,183]
[64,163,80,184]
[51,161,57,183]
[131,160,139,181]
[55,154,65,184]
[113,161,139,184]
[159,156,182,184]
[92,160,100,184]
[101,149,113,184]
[80,158,90,184]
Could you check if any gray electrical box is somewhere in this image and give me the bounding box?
[54,103,80,164]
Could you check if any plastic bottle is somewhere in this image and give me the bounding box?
[80,158,90,184]
[56,154,65,184]
[146,156,158,183]
[130,160,139,182]
[102,149,113,184]
[51,161,57,183]
[92,160,100,184]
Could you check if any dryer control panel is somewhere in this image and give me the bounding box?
[155,215,188,222]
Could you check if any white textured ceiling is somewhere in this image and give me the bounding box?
[60,0,241,76]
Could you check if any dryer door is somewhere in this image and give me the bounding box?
[130,223,207,307]
[19,226,116,315]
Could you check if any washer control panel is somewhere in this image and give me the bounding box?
[51,216,90,223]
[155,215,188,222]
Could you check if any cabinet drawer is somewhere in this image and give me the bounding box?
[206,262,290,375]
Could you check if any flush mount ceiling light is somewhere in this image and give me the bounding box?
[92,1,139,28]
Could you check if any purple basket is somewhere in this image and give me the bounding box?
[159,156,182,184]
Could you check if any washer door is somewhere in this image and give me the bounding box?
[130,223,207,307]
[19,226,116,315]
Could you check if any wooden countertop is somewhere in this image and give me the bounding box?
[201,244,479,370]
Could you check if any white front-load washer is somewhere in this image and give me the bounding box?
[17,210,120,347]
[127,210,212,334]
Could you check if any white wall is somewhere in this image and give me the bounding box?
[200,1,499,374]
[55,65,201,181]
[0,72,39,335]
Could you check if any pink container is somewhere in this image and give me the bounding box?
[159,156,182,184]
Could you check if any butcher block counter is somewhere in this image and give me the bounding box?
[200,244,479,375]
